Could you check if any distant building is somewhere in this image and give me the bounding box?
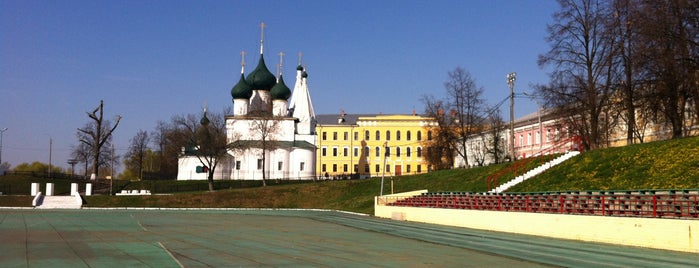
[315,112,437,179]
[178,26,317,180]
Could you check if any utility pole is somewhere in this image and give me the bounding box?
[380,141,387,196]
[0,128,7,169]
[48,137,52,179]
[507,72,517,161]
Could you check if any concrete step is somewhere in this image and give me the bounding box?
[36,195,82,209]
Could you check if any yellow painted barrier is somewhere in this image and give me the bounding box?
[376,194,699,253]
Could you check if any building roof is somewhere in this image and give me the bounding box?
[231,73,253,99]
[245,54,276,91]
[316,114,375,125]
[270,74,291,100]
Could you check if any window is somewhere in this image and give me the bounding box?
[396,147,401,157]
[322,147,327,156]
[353,164,358,173]
[547,129,551,142]
[406,147,411,157]
[300,162,305,171]
[536,131,541,144]
[396,131,401,141]
[322,132,327,140]
[278,161,283,171]
[343,132,348,140]
[417,165,422,173]
[386,130,391,140]
[322,164,326,172]
[417,147,422,157]
[519,135,524,146]
[364,164,370,172]
[417,131,422,141]
[365,130,370,140]
[343,164,348,172]
[333,164,337,172]
[375,130,380,140]
[343,147,348,157]
[527,133,532,145]
[407,131,411,141]
[365,146,370,157]
[235,161,241,170]
[257,159,263,170]
[386,164,390,172]
[385,147,391,157]
[333,132,338,140]
[353,147,359,157]
[354,131,358,141]
[427,131,432,140]
[375,146,380,157]
[333,147,338,157]
[375,164,380,173]
[407,165,411,173]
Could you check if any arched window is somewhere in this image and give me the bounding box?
[427,130,433,140]
[396,147,401,157]
[385,147,391,157]
[417,131,422,141]
[407,131,411,141]
[406,147,411,157]
[365,146,370,157]
[417,147,422,157]
[396,131,401,141]
[375,130,380,141]
[365,130,370,140]
[386,130,391,141]
[375,146,380,157]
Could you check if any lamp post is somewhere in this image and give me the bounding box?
[507,72,516,161]
[0,128,7,171]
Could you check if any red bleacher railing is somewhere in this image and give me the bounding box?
[379,190,699,219]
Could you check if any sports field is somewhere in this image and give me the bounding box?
[1,208,697,267]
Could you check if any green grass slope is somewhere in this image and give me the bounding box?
[508,136,699,192]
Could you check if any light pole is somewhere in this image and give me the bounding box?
[0,128,7,171]
[507,72,517,161]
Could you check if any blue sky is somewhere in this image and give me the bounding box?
[1,0,559,171]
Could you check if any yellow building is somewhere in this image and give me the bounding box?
[315,113,437,179]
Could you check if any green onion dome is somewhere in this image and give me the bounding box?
[302,70,308,78]
[231,73,253,99]
[270,75,292,100]
[296,65,303,71]
[200,112,210,126]
[245,54,276,91]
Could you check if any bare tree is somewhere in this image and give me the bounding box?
[174,110,230,191]
[77,100,121,178]
[484,111,508,164]
[71,142,91,179]
[634,0,699,138]
[124,130,150,180]
[420,95,456,170]
[445,67,486,166]
[248,115,281,186]
[537,0,617,150]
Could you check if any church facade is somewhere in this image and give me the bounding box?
[177,29,317,181]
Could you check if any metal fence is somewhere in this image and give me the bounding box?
[380,190,699,219]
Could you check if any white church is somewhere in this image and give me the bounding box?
[177,26,317,181]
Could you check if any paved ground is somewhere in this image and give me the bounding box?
[1,208,697,267]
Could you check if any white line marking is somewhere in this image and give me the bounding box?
[158,242,184,268]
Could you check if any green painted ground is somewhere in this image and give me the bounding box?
[1,209,697,267]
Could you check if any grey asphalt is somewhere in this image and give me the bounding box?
[0,208,697,267]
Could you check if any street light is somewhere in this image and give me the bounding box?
[0,128,7,172]
[507,72,516,161]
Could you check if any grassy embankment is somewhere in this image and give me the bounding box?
[2,136,698,214]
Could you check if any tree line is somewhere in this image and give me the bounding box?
[421,0,698,170]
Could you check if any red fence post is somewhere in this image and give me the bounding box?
[652,196,657,218]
